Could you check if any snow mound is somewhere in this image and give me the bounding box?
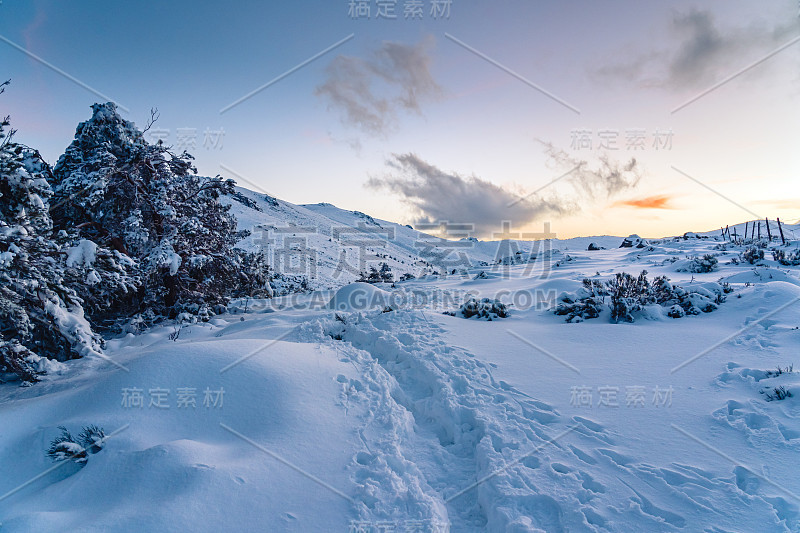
[328,282,390,312]
[721,268,800,286]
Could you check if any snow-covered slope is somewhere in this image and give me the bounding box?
[3,223,800,531]
[225,189,438,289]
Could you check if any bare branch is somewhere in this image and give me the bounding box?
[141,107,160,134]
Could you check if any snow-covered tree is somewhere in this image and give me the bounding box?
[233,251,274,299]
[51,103,247,324]
[358,262,393,283]
[0,82,103,382]
[379,262,394,282]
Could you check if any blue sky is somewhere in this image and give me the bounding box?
[1,0,798,238]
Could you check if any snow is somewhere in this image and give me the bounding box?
[168,252,181,276]
[328,282,390,311]
[3,202,800,531]
[43,300,103,360]
[85,270,101,285]
[0,250,14,267]
[147,241,182,276]
[65,239,97,268]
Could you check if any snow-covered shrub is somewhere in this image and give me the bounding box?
[765,365,793,377]
[230,190,262,211]
[741,246,764,264]
[607,271,650,323]
[554,279,605,322]
[763,386,792,402]
[446,297,508,320]
[681,254,719,273]
[773,249,800,266]
[666,304,686,318]
[79,425,107,454]
[554,270,727,323]
[47,424,107,464]
[270,273,309,295]
[47,426,88,464]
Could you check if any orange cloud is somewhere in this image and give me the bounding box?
[614,195,674,209]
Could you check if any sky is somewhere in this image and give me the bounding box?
[1,0,798,239]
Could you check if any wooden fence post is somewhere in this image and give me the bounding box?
[765,218,772,241]
[777,218,786,245]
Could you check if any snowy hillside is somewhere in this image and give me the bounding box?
[2,220,800,531]
[224,185,655,291]
[224,188,440,289]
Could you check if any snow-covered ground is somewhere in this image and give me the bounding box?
[2,203,800,531]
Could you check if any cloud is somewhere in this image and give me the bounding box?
[366,153,568,238]
[366,147,642,238]
[593,9,798,89]
[667,10,731,87]
[316,38,441,136]
[665,9,787,88]
[614,195,674,209]
[22,7,47,50]
[592,51,664,87]
[540,142,642,199]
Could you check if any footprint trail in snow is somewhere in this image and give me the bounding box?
[301,309,796,531]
